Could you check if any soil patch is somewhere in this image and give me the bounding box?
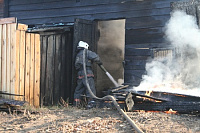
[0,107,199,133]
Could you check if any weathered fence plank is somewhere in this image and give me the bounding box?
[61,35,66,99]
[7,24,11,99]
[34,34,40,107]
[10,23,17,100]
[25,33,30,102]
[2,24,7,98]
[46,35,54,105]
[15,30,20,100]
[40,36,47,106]
[30,34,35,106]
[0,25,2,92]
[0,17,16,25]
[54,35,61,103]
[19,30,25,101]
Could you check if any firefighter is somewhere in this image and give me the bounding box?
[73,41,102,108]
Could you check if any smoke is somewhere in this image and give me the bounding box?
[134,10,200,96]
[165,10,200,48]
[96,20,125,96]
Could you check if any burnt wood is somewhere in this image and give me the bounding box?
[133,101,200,113]
[136,91,200,102]
[130,90,200,113]
[40,30,73,106]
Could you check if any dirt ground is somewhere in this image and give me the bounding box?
[0,106,200,133]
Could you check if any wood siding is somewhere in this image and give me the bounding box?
[0,22,40,107]
[8,0,177,26]
[7,0,180,86]
[0,0,3,18]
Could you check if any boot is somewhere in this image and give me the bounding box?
[87,98,96,109]
[73,99,81,107]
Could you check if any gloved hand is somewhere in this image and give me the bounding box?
[97,61,103,65]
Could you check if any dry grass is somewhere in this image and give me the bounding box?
[0,105,199,133]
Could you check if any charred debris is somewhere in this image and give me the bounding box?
[101,85,200,115]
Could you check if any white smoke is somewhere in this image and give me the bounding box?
[165,10,200,48]
[134,10,200,97]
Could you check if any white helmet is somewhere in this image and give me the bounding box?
[77,41,89,49]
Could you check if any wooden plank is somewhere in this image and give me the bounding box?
[60,35,65,99]
[25,33,30,103]
[9,4,171,21]
[45,35,54,105]
[54,35,61,103]
[125,49,151,56]
[125,55,151,60]
[125,43,171,49]
[2,24,7,99]
[52,35,56,103]
[9,0,64,5]
[29,34,35,106]
[125,15,170,29]
[34,34,40,107]
[0,17,16,25]
[3,0,9,18]
[10,23,17,100]
[66,33,73,99]
[15,30,20,100]
[124,65,146,70]
[125,33,164,44]
[17,23,28,31]
[19,30,25,101]
[40,36,47,106]
[0,24,2,92]
[6,24,11,99]
[9,0,135,8]
[126,27,163,35]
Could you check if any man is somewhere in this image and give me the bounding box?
[73,41,102,108]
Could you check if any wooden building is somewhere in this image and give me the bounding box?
[0,0,195,106]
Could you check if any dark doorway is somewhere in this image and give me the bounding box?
[96,19,125,96]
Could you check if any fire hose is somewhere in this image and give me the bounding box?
[82,49,143,133]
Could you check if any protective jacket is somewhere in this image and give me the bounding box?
[75,49,101,79]
[74,48,101,100]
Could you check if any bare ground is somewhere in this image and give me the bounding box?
[0,106,200,133]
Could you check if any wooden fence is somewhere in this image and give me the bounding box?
[0,19,40,107]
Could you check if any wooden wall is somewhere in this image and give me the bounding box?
[7,0,181,86]
[0,0,3,18]
[7,0,177,26]
[40,30,73,106]
[0,21,40,107]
